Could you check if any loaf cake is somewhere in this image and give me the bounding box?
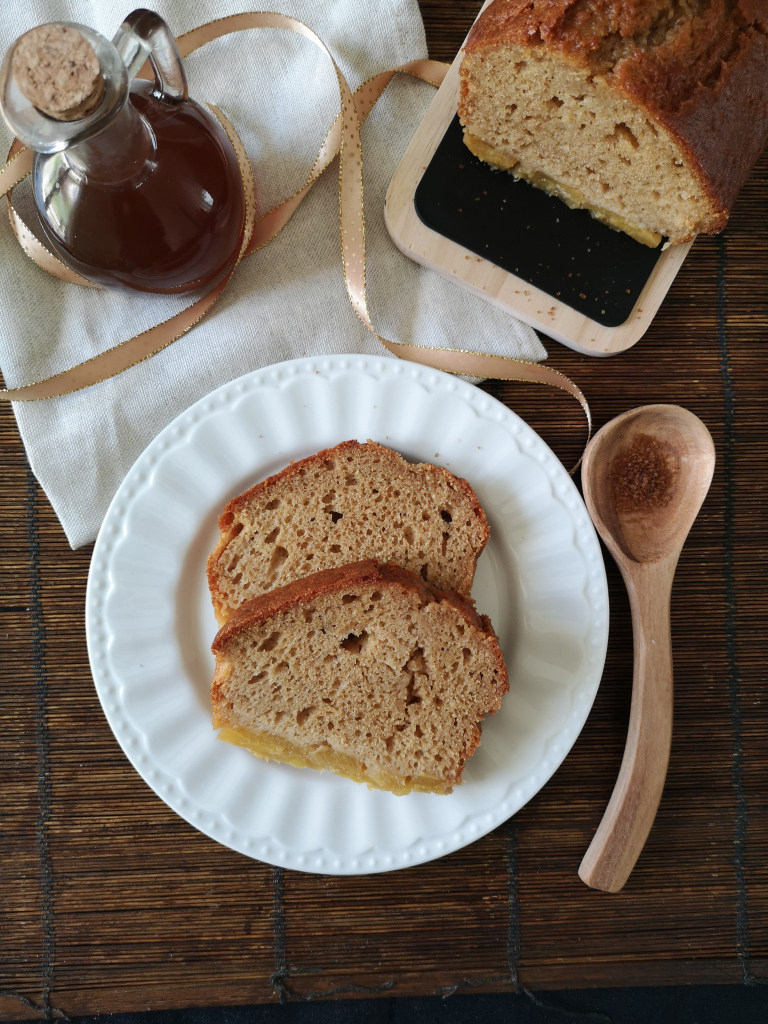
[207,440,489,624]
[458,0,768,246]
[211,560,509,794]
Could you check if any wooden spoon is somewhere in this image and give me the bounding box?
[578,404,715,893]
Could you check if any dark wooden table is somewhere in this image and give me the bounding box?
[2,2,767,1018]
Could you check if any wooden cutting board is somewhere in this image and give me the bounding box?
[384,9,692,357]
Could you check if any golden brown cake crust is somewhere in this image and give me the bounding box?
[464,0,768,226]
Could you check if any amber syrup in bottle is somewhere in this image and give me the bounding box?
[40,81,247,293]
[1,12,248,294]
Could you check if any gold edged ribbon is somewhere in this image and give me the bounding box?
[0,12,591,464]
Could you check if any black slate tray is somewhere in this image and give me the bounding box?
[414,115,665,328]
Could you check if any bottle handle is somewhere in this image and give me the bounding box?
[113,8,188,102]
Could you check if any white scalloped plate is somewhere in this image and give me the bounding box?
[86,355,608,874]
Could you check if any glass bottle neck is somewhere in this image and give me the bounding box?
[64,94,156,188]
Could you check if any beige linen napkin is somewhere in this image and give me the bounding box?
[0,0,546,548]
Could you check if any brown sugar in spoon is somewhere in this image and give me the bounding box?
[578,405,715,893]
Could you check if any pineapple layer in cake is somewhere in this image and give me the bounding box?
[210,560,509,795]
[459,0,768,246]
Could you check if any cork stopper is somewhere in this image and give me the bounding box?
[11,24,104,121]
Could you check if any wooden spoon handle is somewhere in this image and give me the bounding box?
[579,559,675,892]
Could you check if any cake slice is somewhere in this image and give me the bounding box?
[207,440,489,624]
[210,560,509,795]
[458,0,768,246]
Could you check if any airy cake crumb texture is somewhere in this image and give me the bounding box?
[207,441,489,624]
[211,561,509,795]
[460,43,711,244]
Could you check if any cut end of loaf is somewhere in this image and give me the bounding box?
[11,24,104,121]
[211,560,509,795]
[458,42,725,245]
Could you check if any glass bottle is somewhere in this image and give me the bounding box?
[0,9,247,293]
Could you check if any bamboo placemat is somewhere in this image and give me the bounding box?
[2,2,768,1017]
